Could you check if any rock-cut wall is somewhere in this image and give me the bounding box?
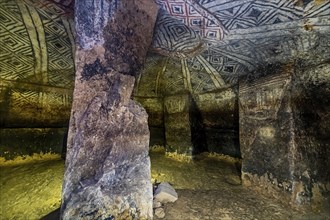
[1,0,330,162]
[0,0,75,158]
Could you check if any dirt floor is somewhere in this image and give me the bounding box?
[0,150,329,220]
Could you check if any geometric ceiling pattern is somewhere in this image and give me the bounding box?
[202,0,304,30]
[1,0,329,97]
[136,0,330,96]
[0,0,75,88]
[0,0,35,82]
[0,0,329,130]
[49,0,74,8]
[155,0,226,41]
[151,9,205,58]
[0,0,75,125]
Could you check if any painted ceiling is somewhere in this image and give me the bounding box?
[140,0,330,96]
[0,0,329,101]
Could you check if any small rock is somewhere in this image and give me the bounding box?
[154,182,178,203]
[154,207,165,219]
[153,200,162,208]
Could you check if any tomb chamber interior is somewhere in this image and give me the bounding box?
[0,0,329,219]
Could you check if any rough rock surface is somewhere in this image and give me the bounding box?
[153,200,162,209]
[239,62,330,208]
[154,182,178,203]
[164,93,193,155]
[60,0,158,219]
[154,207,166,219]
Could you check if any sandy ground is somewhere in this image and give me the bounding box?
[0,155,64,219]
[0,150,329,220]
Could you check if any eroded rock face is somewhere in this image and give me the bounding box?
[61,0,158,219]
[236,3,330,207]
[239,63,330,209]
[164,93,193,155]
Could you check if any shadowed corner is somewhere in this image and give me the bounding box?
[41,208,60,220]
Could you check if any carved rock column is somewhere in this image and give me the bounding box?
[239,63,330,209]
[164,93,193,155]
[60,0,158,219]
[239,66,295,204]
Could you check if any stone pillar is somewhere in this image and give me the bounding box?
[239,67,294,204]
[164,92,208,156]
[239,63,329,209]
[291,63,330,209]
[164,93,193,155]
[60,0,158,219]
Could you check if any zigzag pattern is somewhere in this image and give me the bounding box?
[0,1,35,81]
[0,0,74,88]
[304,1,330,18]
[10,89,39,109]
[40,91,72,107]
[156,0,226,41]
[1,0,330,99]
[28,0,72,16]
[135,54,164,97]
[43,17,74,87]
[10,89,71,114]
[152,9,204,58]
[207,31,330,82]
[199,0,304,30]
[186,57,218,93]
[47,69,75,88]
[201,47,250,85]
[151,0,330,89]
[136,53,228,96]
[196,0,329,83]
[31,0,75,87]
[163,58,186,94]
